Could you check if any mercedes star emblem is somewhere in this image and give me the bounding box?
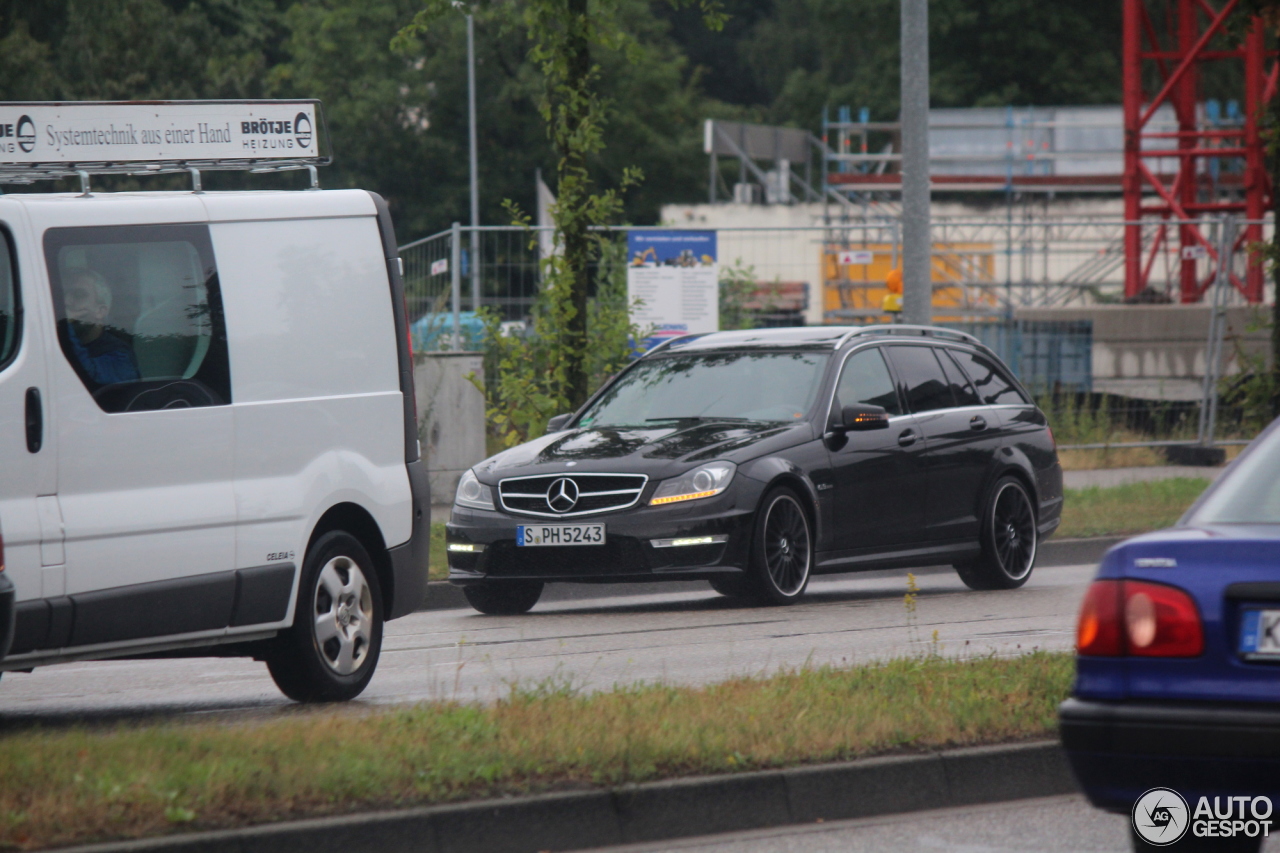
[546,477,580,513]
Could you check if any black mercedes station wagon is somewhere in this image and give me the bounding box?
[446,325,1063,614]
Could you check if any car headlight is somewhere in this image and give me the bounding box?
[649,461,736,506]
[455,469,495,510]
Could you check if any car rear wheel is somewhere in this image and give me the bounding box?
[463,580,544,615]
[746,487,812,605]
[954,476,1037,591]
[267,531,384,702]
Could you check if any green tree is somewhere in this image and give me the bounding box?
[399,0,722,408]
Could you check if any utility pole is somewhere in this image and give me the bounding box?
[899,0,931,326]
[467,14,480,313]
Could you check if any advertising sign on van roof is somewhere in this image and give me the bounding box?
[0,100,325,176]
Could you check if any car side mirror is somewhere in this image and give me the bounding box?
[841,404,890,431]
[546,413,574,433]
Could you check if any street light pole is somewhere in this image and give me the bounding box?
[467,14,480,313]
[899,0,931,326]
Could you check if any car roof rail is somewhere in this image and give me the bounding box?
[849,325,981,346]
[641,335,693,357]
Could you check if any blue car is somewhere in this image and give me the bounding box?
[1061,419,1280,851]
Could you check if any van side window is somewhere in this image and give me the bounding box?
[44,224,231,412]
[0,229,17,371]
[885,346,954,413]
[950,349,1028,405]
[833,348,901,418]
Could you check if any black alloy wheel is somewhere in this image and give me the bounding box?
[267,530,384,702]
[463,580,544,615]
[954,476,1038,591]
[747,487,812,605]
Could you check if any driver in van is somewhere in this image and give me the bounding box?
[62,267,140,386]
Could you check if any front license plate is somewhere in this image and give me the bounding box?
[1239,609,1280,657]
[516,524,606,547]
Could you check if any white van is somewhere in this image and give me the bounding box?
[0,188,429,702]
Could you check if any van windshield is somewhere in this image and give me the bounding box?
[1187,427,1280,524]
[578,351,829,428]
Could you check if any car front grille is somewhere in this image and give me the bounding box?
[497,473,648,518]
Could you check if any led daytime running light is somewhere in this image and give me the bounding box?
[650,489,720,506]
[447,543,484,553]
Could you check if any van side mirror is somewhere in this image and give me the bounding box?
[546,413,574,433]
[840,404,890,431]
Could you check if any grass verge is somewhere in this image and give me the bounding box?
[0,652,1072,850]
[430,522,447,581]
[1057,477,1211,539]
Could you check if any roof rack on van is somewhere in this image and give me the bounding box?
[848,325,981,346]
[0,100,330,193]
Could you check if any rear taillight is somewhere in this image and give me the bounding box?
[1077,579,1203,658]
[1077,580,1123,655]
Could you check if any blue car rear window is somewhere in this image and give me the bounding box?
[1189,427,1280,523]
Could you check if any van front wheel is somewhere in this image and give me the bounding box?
[267,531,384,702]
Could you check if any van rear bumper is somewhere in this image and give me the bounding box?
[0,574,14,660]
[387,458,431,619]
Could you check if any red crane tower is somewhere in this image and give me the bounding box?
[1124,0,1275,303]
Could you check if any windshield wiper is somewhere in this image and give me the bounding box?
[644,416,753,423]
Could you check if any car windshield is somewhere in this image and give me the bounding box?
[1187,426,1280,524]
[578,351,829,428]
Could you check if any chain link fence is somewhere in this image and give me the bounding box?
[399,217,1273,453]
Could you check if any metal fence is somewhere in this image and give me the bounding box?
[398,216,1272,451]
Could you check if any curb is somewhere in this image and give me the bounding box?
[419,535,1126,612]
[59,740,1077,853]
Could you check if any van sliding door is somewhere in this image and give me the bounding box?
[41,216,239,649]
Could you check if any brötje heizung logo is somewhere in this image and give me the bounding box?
[16,115,34,152]
[294,112,312,149]
[1133,788,1189,846]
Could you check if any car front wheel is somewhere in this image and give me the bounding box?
[954,476,1037,591]
[746,487,813,605]
[267,531,384,702]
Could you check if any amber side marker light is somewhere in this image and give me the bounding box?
[1077,578,1203,657]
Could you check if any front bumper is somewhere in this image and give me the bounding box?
[1060,697,1280,811]
[445,495,756,584]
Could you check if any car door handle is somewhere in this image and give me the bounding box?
[897,429,917,447]
[25,387,42,453]
[970,415,987,431]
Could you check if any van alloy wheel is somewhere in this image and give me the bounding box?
[313,557,374,675]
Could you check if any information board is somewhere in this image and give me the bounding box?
[626,230,718,348]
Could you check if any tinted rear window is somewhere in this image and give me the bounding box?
[951,349,1027,405]
[1189,428,1280,524]
[885,346,954,413]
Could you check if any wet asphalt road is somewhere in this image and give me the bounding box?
[0,560,1094,725]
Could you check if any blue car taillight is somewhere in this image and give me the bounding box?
[1077,579,1204,658]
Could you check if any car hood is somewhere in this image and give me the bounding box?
[474,420,815,483]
